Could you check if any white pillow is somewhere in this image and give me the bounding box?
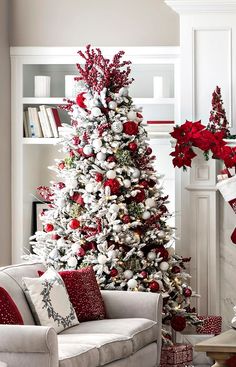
[22,267,79,333]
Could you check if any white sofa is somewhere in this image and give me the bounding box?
[0,262,163,367]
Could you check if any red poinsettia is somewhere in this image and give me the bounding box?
[219,146,236,168]
[170,144,197,168]
[170,120,205,144]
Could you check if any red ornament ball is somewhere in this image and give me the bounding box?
[77,247,86,257]
[58,162,65,170]
[76,92,87,109]
[107,155,116,163]
[172,266,181,274]
[110,268,118,277]
[69,219,80,230]
[70,192,84,206]
[104,179,120,195]
[44,224,54,232]
[95,173,103,182]
[72,136,80,146]
[139,180,149,189]
[123,121,138,136]
[183,288,192,297]
[171,315,186,332]
[140,271,148,279]
[77,147,84,155]
[128,142,138,152]
[155,246,169,261]
[51,234,60,240]
[134,189,146,203]
[146,147,152,155]
[149,280,160,292]
[122,215,131,224]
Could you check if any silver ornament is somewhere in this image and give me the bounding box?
[83,145,93,155]
[124,270,133,279]
[147,251,156,261]
[106,170,116,179]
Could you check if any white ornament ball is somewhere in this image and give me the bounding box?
[147,251,156,261]
[142,211,151,220]
[96,152,106,161]
[127,111,137,121]
[65,178,78,190]
[111,121,123,133]
[98,254,108,265]
[158,230,166,239]
[92,139,103,150]
[109,204,120,213]
[124,270,133,279]
[83,145,93,155]
[132,168,140,178]
[145,198,156,208]
[67,256,78,268]
[159,261,169,271]
[123,179,131,188]
[127,278,138,289]
[113,224,122,232]
[106,170,116,179]
[91,107,102,117]
[108,101,117,110]
[119,87,129,97]
[85,183,95,193]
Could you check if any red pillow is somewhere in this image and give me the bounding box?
[0,287,24,324]
[38,266,105,322]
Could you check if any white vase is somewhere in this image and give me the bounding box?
[34,76,50,98]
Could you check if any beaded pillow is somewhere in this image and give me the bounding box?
[0,287,24,325]
[39,266,105,322]
[23,267,79,333]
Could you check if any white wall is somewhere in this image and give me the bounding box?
[0,0,11,265]
[9,0,179,46]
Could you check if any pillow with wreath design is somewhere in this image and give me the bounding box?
[22,267,79,333]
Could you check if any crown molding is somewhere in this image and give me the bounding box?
[165,0,236,14]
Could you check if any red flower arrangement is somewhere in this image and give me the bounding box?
[170,86,236,170]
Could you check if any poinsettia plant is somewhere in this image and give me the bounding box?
[170,86,236,170]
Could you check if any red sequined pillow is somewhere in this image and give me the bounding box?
[0,287,24,324]
[38,266,105,322]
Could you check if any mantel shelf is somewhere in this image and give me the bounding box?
[165,0,236,14]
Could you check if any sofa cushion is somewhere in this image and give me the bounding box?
[39,266,106,322]
[0,287,24,325]
[58,333,133,366]
[61,318,158,353]
[22,268,79,333]
[59,343,99,367]
[0,262,46,325]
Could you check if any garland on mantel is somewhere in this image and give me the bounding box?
[170,86,236,170]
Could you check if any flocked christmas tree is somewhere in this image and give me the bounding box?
[207,85,230,137]
[28,46,200,341]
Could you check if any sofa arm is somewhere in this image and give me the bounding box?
[101,290,163,323]
[0,325,58,367]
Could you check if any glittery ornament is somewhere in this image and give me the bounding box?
[171,315,186,332]
[142,211,151,220]
[147,251,156,261]
[111,121,123,133]
[67,256,78,268]
[83,145,93,155]
[95,173,103,182]
[132,168,140,178]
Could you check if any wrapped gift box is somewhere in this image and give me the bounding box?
[176,333,214,366]
[196,315,222,335]
[160,343,193,366]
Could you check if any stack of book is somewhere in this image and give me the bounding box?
[23,106,62,138]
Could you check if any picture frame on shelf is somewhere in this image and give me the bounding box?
[32,201,50,234]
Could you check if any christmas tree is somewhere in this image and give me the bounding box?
[29,46,200,341]
[207,85,230,137]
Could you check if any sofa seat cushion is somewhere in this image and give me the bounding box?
[61,318,158,353]
[58,333,133,366]
[59,343,99,367]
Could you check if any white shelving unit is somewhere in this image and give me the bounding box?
[11,46,180,264]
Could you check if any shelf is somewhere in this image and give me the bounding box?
[23,138,61,145]
[22,97,175,106]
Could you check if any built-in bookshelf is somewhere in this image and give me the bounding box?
[11,47,180,263]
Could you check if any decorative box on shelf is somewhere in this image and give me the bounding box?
[160,343,193,367]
